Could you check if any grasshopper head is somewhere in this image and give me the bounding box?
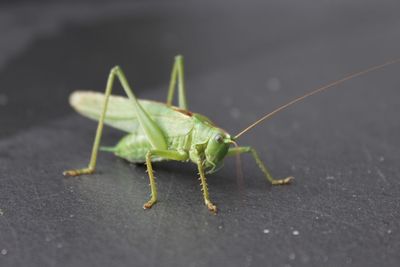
[204,131,232,173]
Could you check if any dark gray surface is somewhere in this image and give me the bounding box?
[1,1,400,266]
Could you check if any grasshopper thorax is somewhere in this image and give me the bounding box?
[190,114,232,173]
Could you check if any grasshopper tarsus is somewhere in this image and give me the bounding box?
[63,168,95,177]
[206,202,218,214]
[143,200,157,210]
[271,176,294,185]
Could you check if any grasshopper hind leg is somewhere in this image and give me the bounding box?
[64,65,167,177]
[166,55,188,110]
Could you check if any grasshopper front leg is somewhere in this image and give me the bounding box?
[64,66,167,176]
[227,146,293,185]
[197,159,217,213]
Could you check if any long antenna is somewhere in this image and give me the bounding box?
[234,57,400,139]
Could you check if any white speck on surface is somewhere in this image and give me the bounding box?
[56,243,63,248]
[263,229,270,234]
[69,214,75,218]
[266,77,281,92]
[387,229,392,234]
[292,230,299,236]
[0,209,3,216]
[326,176,335,180]
[379,156,385,162]
[1,249,7,255]
[0,94,8,106]
[229,107,241,119]
[218,225,223,230]
[289,253,296,260]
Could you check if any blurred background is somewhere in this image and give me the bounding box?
[0,1,399,266]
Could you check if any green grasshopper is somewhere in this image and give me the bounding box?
[64,55,400,213]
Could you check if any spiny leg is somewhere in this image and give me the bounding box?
[166,55,188,110]
[197,160,217,213]
[64,65,167,176]
[227,146,293,185]
[143,150,188,209]
[144,151,157,209]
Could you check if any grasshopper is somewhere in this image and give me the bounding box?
[64,55,400,213]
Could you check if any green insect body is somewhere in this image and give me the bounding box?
[64,55,292,213]
[70,92,230,172]
[64,55,399,213]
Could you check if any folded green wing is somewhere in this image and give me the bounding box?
[69,91,193,137]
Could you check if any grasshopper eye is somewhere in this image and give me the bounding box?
[215,134,224,143]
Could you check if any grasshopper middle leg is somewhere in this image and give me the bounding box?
[143,149,188,209]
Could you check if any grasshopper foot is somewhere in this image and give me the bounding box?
[206,201,218,214]
[271,176,294,185]
[63,168,95,177]
[143,199,157,210]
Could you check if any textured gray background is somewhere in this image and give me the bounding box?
[0,1,400,266]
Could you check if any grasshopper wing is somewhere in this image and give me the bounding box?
[69,91,193,137]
